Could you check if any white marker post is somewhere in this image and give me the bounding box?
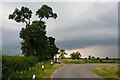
[42,64,44,71]
[51,61,53,66]
[32,72,36,80]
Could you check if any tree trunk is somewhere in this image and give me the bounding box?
[29,44,34,56]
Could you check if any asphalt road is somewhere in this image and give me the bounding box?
[52,64,116,79]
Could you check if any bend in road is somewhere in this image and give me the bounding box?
[52,64,117,79]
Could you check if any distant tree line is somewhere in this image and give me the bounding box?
[69,53,119,60]
[70,51,81,60]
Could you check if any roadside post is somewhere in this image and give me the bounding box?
[42,63,44,71]
[32,72,36,80]
[51,61,53,66]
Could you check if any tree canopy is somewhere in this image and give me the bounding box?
[58,49,67,59]
[9,6,32,25]
[9,5,59,61]
[70,51,81,60]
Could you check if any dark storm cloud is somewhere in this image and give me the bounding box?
[56,37,118,50]
[51,2,118,49]
[1,2,118,56]
[2,27,21,55]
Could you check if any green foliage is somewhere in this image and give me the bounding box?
[106,57,109,60]
[9,6,32,25]
[2,59,62,79]
[8,5,59,60]
[70,51,81,60]
[20,20,48,56]
[2,56,38,79]
[96,57,100,60]
[36,5,57,20]
[58,49,67,59]
[91,56,95,60]
[88,55,91,60]
[116,70,120,75]
[48,37,59,60]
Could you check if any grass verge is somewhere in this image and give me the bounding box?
[43,63,63,78]
[10,61,63,79]
[92,65,119,80]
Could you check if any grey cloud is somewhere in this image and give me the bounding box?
[50,2,118,50]
[56,37,118,50]
[2,27,21,55]
[1,2,118,57]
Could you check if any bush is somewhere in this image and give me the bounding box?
[116,70,120,75]
[2,56,38,79]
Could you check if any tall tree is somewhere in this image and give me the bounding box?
[47,37,59,60]
[9,5,58,60]
[70,52,76,60]
[92,56,95,60]
[58,49,67,59]
[96,57,100,60]
[70,51,81,60]
[105,57,109,63]
[19,20,48,56]
[88,55,91,60]
[105,57,109,60]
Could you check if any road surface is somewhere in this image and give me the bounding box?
[52,64,116,79]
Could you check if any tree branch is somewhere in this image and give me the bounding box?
[28,18,30,25]
[40,17,43,21]
[24,20,28,26]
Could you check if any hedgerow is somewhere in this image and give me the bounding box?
[2,56,38,79]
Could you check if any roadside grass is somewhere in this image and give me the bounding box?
[92,65,119,80]
[116,70,120,75]
[62,59,85,64]
[43,63,63,78]
[62,59,119,64]
[10,61,63,79]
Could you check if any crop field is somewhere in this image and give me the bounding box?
[62,58,120,64]
[92,65,120,80]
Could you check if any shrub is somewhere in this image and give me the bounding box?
[2,56,38,79]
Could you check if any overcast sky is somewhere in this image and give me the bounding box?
[1,2,118,58]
